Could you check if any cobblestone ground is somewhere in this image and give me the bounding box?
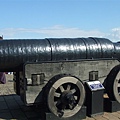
[0,74,14,95]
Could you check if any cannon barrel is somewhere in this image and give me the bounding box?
[0,39,51,71]
[0,37,119,71]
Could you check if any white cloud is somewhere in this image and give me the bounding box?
[106,28,120,42]
[42,25,105,38]
[0,25,120,42]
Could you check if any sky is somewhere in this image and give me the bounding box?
[0,0,120,42]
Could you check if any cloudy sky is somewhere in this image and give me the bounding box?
[0,0,120,42]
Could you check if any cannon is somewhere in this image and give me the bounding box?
[1,37,120,119]
[0,37,119,71]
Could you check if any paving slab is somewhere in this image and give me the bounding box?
[0,96,4,102]
[0,101,8,110]
[6,99,20,110]
[0,112,13,119]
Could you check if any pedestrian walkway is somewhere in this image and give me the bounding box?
[0,74,45,120]
[0,74,120,120]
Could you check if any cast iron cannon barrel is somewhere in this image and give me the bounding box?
[0,39,51,71]
[0,37,119,71]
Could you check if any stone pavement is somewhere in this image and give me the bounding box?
[0,74,120,120]
[0,74,46,120]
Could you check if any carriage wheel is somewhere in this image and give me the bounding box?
[113,71,120,103]
[105,65,120,103]
[44,74,85,118]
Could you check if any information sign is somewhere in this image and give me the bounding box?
[86,81,104,91]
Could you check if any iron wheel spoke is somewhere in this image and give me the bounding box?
[67,84,71,91]
[59,85,65,92]
[54,92,61,97]
[71,89,76,94]
[74,95,78,100]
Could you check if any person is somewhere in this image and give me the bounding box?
[0,72,6,84]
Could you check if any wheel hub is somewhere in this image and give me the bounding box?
[56,90,76,110]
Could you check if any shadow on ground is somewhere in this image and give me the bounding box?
[0,94,46,120]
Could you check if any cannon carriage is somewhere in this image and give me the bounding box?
[0,37,120,119]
